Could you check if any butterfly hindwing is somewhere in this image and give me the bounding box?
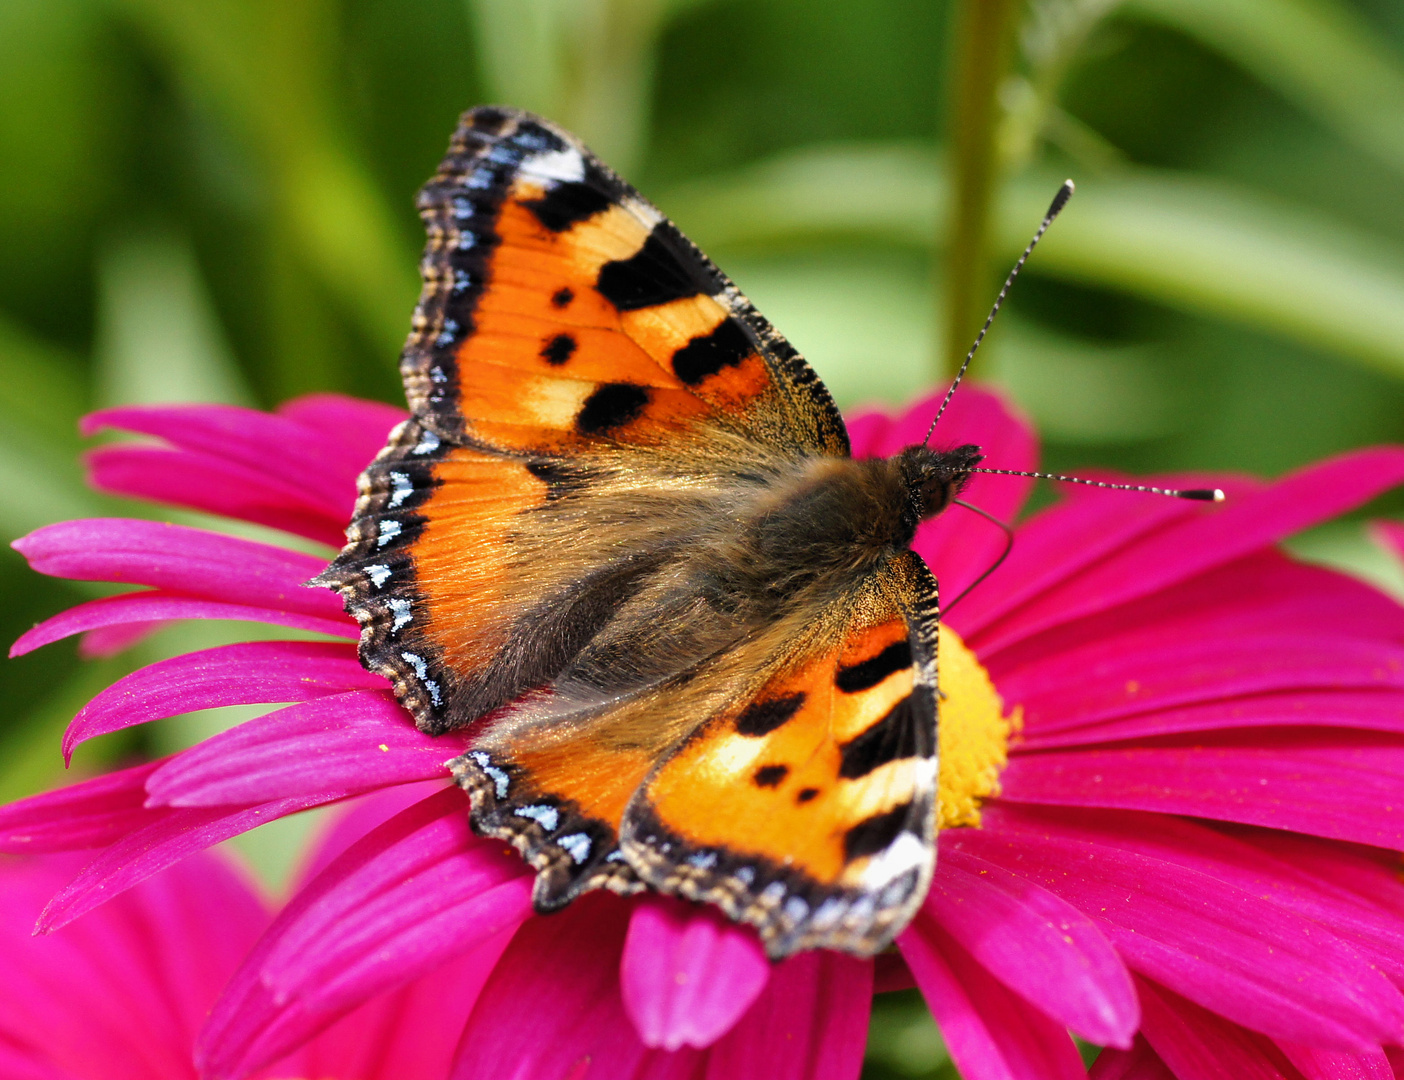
[404,106,847,457]
[623,550,941,958]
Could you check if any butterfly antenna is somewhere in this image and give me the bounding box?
[942,500,1016,615]
[971,467,1225,502]
[924,180,1076,447]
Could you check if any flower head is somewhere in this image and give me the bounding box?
[6,387,1404,1079]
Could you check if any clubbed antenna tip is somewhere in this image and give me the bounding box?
[924,179,1077,446]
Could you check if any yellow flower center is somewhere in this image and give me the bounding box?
[935,624,1016,829]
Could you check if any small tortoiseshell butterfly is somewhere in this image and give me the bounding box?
[317,106,1215,959]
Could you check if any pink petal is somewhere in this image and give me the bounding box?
[960,807,1404,1051]
[0,761,161,853]
[900,911,1087,1080]
[197,788,532,1080]
[1277,1041,1393,1080]
[844,410,893,458]
[953,483,1205,640]
[143,690,464,806]
[988,548,1404,680]
[1018,690,1404,750]
[64,641,383,762]
[1370,519,1404,561]
[289,780,449,887]
[1004,811,1404,985]
[703,948,873,1080]
[449,892,687,1080]
[0,850,268,1080]
[922,843,1138,1047]
[972,447,1404,655]
[84,401,393,522]
[274,393,407,497]
[10,591,355,657]
[38,794,336,933]
[1001,633,1404,734]
[1238,828,1404,926]
[621,895,771,1051]
[1088,1038,1177,1080]
[87,445,347,546]
[291,948,497,1080]
[1134,976,1307,1080]
[78,620,165,658]
[13,519,340,614]
[998,731,1404,848]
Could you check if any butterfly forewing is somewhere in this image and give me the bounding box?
[403,106,847,457]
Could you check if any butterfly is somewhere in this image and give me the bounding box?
[317,106,1005,959]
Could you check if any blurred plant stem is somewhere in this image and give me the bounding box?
[467,0,707,176]
[943,0,1021,379]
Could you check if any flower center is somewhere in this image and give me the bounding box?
[935,624,1014,829]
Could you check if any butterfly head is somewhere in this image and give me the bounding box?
[897,443,984,524]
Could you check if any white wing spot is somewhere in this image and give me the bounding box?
[558,832,592,864]
[515,804,560,832]
[468,751,510,799]
[399,651,443,706]
[412,430,440,455]
[521,147,586,184]
[365,564,391,589]
[387,471,414,508]
[387,597,412,632]
[377,520,402,548]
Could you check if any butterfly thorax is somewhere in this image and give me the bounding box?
[708,442,983,610]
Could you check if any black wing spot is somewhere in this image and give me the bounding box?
[523,181,613,232]
[469,107,510,134]
[597,229,710,311]
[844,803,912,861]
[838,696,924,780]
[577,382,649,435]
[753,764,789,788]
[837,641,912,694]
[672,319,754,385]
[735,694,805,737]
[796,787,820,803]
[552,287,574,308]
[541,333,577,366]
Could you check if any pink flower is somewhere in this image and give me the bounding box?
[0,790,515,1080]
[6,388,1404,1079]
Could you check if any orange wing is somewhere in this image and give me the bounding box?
[319,108,941,956]
[624,551,941,957]
[401,106,847,457]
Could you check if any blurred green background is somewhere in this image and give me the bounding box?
[5,0,1404,1074]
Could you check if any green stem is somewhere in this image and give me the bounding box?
[942,0,1020,379]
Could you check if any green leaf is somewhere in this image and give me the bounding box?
[1123,0,1404,177]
